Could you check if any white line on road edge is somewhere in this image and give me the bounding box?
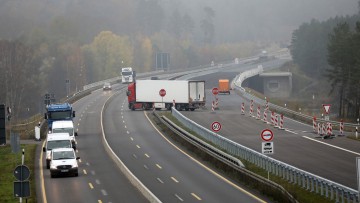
[302,136,360,156]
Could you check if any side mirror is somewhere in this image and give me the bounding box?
[76,157,80,160]
[44,113,48,119]
[72,111,76,117]
[126,90,130,96]
[43,147,46,152]
[75,132,78,136]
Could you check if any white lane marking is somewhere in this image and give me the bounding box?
[157,178,164,184]
[144,165,149,170]
[285,129,297,134]
[303,136,360,155]
[175,194,184,201]
[101,189,108,196]
[136,145,140,149]
[133,154,137,159]
[171,177,179,183]
[83,169,87,175]
[127,131,130,134]
[95,179,101,184]
[130,137,134,141]
[156,164,162,169]
[145,153,150,158]
[91,170,96,175]
[191,193,202,200]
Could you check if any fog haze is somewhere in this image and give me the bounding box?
[0,0,358,43]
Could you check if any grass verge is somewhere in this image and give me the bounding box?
[0,144,37,203]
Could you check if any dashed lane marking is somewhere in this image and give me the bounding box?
[191,193,202,200]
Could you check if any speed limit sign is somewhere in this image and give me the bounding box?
[211,121,222,132]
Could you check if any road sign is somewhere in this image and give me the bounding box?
[159,89,166,97]
[13,165,30,181]
[14,181,30,198]
[323,104,331,114]
[212,87,219,95]
[211,121,222,132]
[262,142,274,154]
[260,129,274,142]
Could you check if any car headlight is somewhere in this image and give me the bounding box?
[71,162,78,168]
[50,163,57,169]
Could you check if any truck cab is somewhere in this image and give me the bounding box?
[45,103,75,129]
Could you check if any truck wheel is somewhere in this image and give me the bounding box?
[165,104,171,110]
[176,104,182,111]
[190,108,195,111]
[142,103,147,110]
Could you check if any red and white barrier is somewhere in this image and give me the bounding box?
[211,101,215,112]
[265,100,269,111]
[339,119,344,136]
[173,99,176,107]
[313,117,317,133]
[327,122,332,136]
[256,105,261,120]
[322,123,326,136]
[317,123,321,135]
[279,114,284,130]
[271,111,275,126]
[241,102,245,115]
[263,109,268,123]
[215,97,219,109]
[249,100,254,117]
[274,114,279,128]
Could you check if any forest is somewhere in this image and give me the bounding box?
[0,0,358,120]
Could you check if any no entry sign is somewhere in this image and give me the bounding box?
[159,89,166,97]
[211,121,222,132]
[260,129,274,142]
[212,87,219,95]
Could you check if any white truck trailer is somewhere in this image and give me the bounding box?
[126,80,206,111]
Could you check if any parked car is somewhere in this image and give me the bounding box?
[103,82,112,90]
[50,148,80,178]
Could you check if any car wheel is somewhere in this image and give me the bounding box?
[46,161,50,169]
[51,173,55,178]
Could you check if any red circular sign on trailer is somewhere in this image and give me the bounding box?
[212,87,219,95]
[159,89,166,97]
[260,129,274,142]
[211,121,222,132]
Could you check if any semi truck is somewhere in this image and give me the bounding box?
[44,103,75,129]
[126,80,206,111]
[218,79,230,94]
[121,67,136,84]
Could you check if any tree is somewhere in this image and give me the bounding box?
[200,6,215,44]
[326,22,355,117]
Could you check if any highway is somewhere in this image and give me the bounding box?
[38,55,360,202]
[39,81,271,202]
[40,89,147,203]
[183,70,360,189]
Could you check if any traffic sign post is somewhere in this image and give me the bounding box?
[261,129,274,155]
[211,121,222,132]
[159,89,166,109]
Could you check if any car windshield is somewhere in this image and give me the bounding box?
[53,151,75,160]
[122,71,132,76]
[49,111,72,120]
[104,83,110,86]
[52,128,73,136]
[47,140,72,150]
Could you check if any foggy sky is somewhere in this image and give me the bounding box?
[0,0,358,43]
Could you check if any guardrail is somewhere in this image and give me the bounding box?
[171,108,359,203]
[157,112,299,203]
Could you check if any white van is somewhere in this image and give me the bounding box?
[51,120,78,148]
[50,148,80,178]
[43,133,74,169]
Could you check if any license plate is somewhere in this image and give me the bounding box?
[61,169,69,172]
